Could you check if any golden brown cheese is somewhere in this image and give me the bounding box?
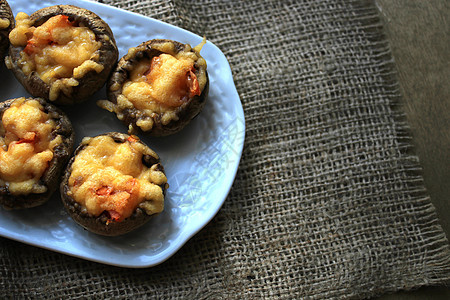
[8,13,104,101]
[0,98,62,195]
[124,54,196,108]
[67,136,166,221]
[98,40,208,132]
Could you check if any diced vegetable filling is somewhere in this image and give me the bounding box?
[0,98,62,195]
[68,135,166,222]
[8,13,104,100]
[122,54,200,109]
[98,40,208,132]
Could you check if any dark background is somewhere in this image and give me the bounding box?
[377,0,449,298]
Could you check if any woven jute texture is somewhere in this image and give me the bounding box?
[1,0,450,298]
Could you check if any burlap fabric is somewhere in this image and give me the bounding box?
[1,0,449,298]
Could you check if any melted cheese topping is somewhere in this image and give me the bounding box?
[9,13,104,101]
[98,40,207,132]
[129,54,196,107]
[67,135,166,221]
[0,98,62,195]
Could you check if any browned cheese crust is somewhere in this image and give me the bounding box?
[0,97,74,209]
[60,132,168,236]
[6,5,118,105]
[0,0,14,57]
[107,39,209,137]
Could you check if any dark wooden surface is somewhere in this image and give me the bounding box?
[376,0,449,298]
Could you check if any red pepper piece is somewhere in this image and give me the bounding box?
[127,135,138,143]
[96,186,113,196]
[187,69,200,98]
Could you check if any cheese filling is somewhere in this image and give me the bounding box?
[125,54,199,108]
[8,13,104,101]
[67,135,166,222]
[99,40,207,131]
[0,98,63,195]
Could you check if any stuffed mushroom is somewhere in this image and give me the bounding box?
[60,132,168,236]
[0,97,74,209]
[99,39,209,137]
[5,5,118,105]
[0,0,14,57]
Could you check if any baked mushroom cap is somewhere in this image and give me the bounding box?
[0,0,14,57]
[0,97,74,209]
[6,5,118,105]
[60,132,168,236]
[103,39,209,137]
